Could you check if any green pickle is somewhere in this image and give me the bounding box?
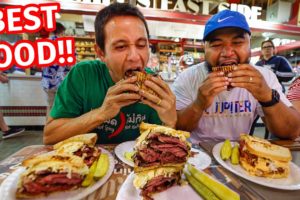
[124,151,134,162]
[82,160,97,187]
[184,172,220,200]
[187,164,240,200]
[220,139,232,160]
[94,153,109,179]
[231,144,240,165]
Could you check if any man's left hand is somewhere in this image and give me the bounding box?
[228,64,272,102]
[139,76,177,128]
[0,73,8,83]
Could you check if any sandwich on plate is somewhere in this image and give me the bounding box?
[16,154,89,198]
[239,134,292,178]
[133,122,191,200]
[53,133,101,167]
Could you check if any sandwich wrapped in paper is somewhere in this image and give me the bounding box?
[239,134,291,178]
[16,154,89,198]
[133,122,191,199]
[53,133,101,167]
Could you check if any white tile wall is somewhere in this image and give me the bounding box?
[0,75,47,125]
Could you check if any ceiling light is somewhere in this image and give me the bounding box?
[262,32,275,38]
[55,13,61,19]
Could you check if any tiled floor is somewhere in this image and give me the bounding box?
[0,126,268,161]
[0,131,43,161]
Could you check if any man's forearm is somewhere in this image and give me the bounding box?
[292,100,300,113]
[43,109,105,144]
[176,102,204,131]
[263,102,300,139]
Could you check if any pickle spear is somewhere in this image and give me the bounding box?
[94,153,109,179]
[231,144,240,165]
[82,160,97,187]
[188,164,240,200]
[124,151,134,162]
[220,139,232,160]
[185,172,220,200]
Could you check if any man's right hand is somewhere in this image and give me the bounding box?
[98,76,141,121]
[195,71,229,110]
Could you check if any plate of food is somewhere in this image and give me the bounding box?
[114,141,135,167]
[116,172,202,200]
[115,142,211,170]
[116,122,217,200]
[212,134,300,190]
[0,134,115,200]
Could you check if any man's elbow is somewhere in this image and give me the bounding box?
[43,124,56,145]
[43,129,52,145]
[290,110,300,139]
[43,135,52,145]
[292,123,300,140]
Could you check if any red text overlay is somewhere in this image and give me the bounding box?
[0,3,76,70]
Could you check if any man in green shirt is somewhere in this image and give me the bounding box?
[43,3,177,144]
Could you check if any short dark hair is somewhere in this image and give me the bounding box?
[94,3,149,51]
[53,22,66,35]
[261,40,275,48]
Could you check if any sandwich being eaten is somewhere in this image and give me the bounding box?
[239,134,291,178]
[211,65,236,76]
[212,65,236,90]
[125,70,158,97]
[133,122,191,199]
[53,133,101,167]
[16,154,89,198]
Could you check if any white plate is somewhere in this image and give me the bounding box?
[114,141,135,167]
[115,141,211,170]
[212,142,300,190]
[188,148,211,170]
[0,148,115,200]
[116,172,202,200]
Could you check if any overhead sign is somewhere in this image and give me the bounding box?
[218,3,262,21]
[59,0,263,21]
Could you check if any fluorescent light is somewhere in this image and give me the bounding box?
[262,32,275,38]
[55,13,61,19]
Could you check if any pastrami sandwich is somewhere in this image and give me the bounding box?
[133,122,191,199]
[53,133,101,167]
[133,166,183,200]
[133,122,191,172]
[211,65,236,76]
[239,134,291,178]
[212,65,237,90]
[125,70,158,97]
[16,154,89,198]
